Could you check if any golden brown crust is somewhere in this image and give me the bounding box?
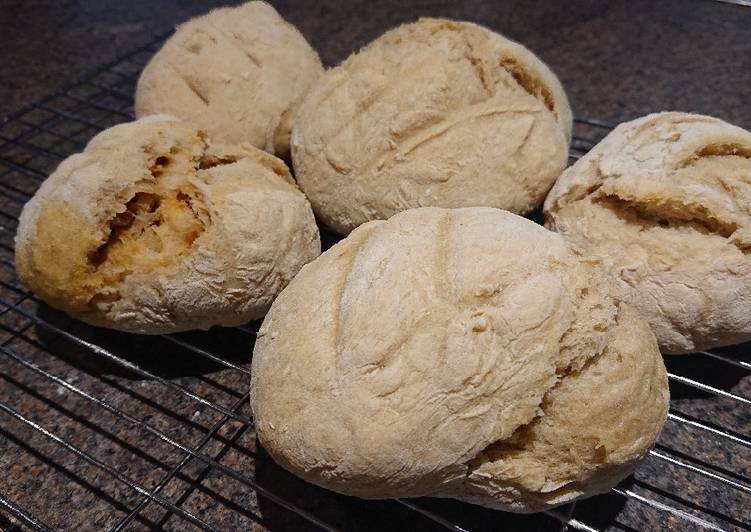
[15,115,321,334]
[19,202,95,312]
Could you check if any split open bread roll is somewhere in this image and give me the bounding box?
[135,1,322,155]
[545,112,751,354]
[15,115,320,334]
[250,207,668,513]
[291,18,573,234]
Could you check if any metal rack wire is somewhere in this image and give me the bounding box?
[0,33,748,532]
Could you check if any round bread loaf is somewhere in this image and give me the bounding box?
[291,18,573,235]
[545,112,751,354]
[15,115,320,334]
[135,1,322,155]
[250,207,668,513]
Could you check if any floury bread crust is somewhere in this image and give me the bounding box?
[291,18,573,234]
[250,208,668,513]
[15,116,320,334]
[545,112,751,354]
[135,1,322,155]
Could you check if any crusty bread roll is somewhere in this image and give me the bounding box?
[15,115,320,334]
[291,18,573,235]
[545,112,751,354]
[135,1,322,155]
[250,207,668,513]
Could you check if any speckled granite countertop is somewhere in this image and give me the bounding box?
[0,1,749,531]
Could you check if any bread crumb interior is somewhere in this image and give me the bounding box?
[86,147,229,307]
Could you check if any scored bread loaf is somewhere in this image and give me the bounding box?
[545,111,751,354]
[292,18,572,234]
[15,115,320,334]
[250,207,668,513]
[135,1,323,155]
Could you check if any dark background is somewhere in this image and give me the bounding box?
[1,0,751,129]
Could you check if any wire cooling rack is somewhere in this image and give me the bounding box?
[0,33,748,532]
